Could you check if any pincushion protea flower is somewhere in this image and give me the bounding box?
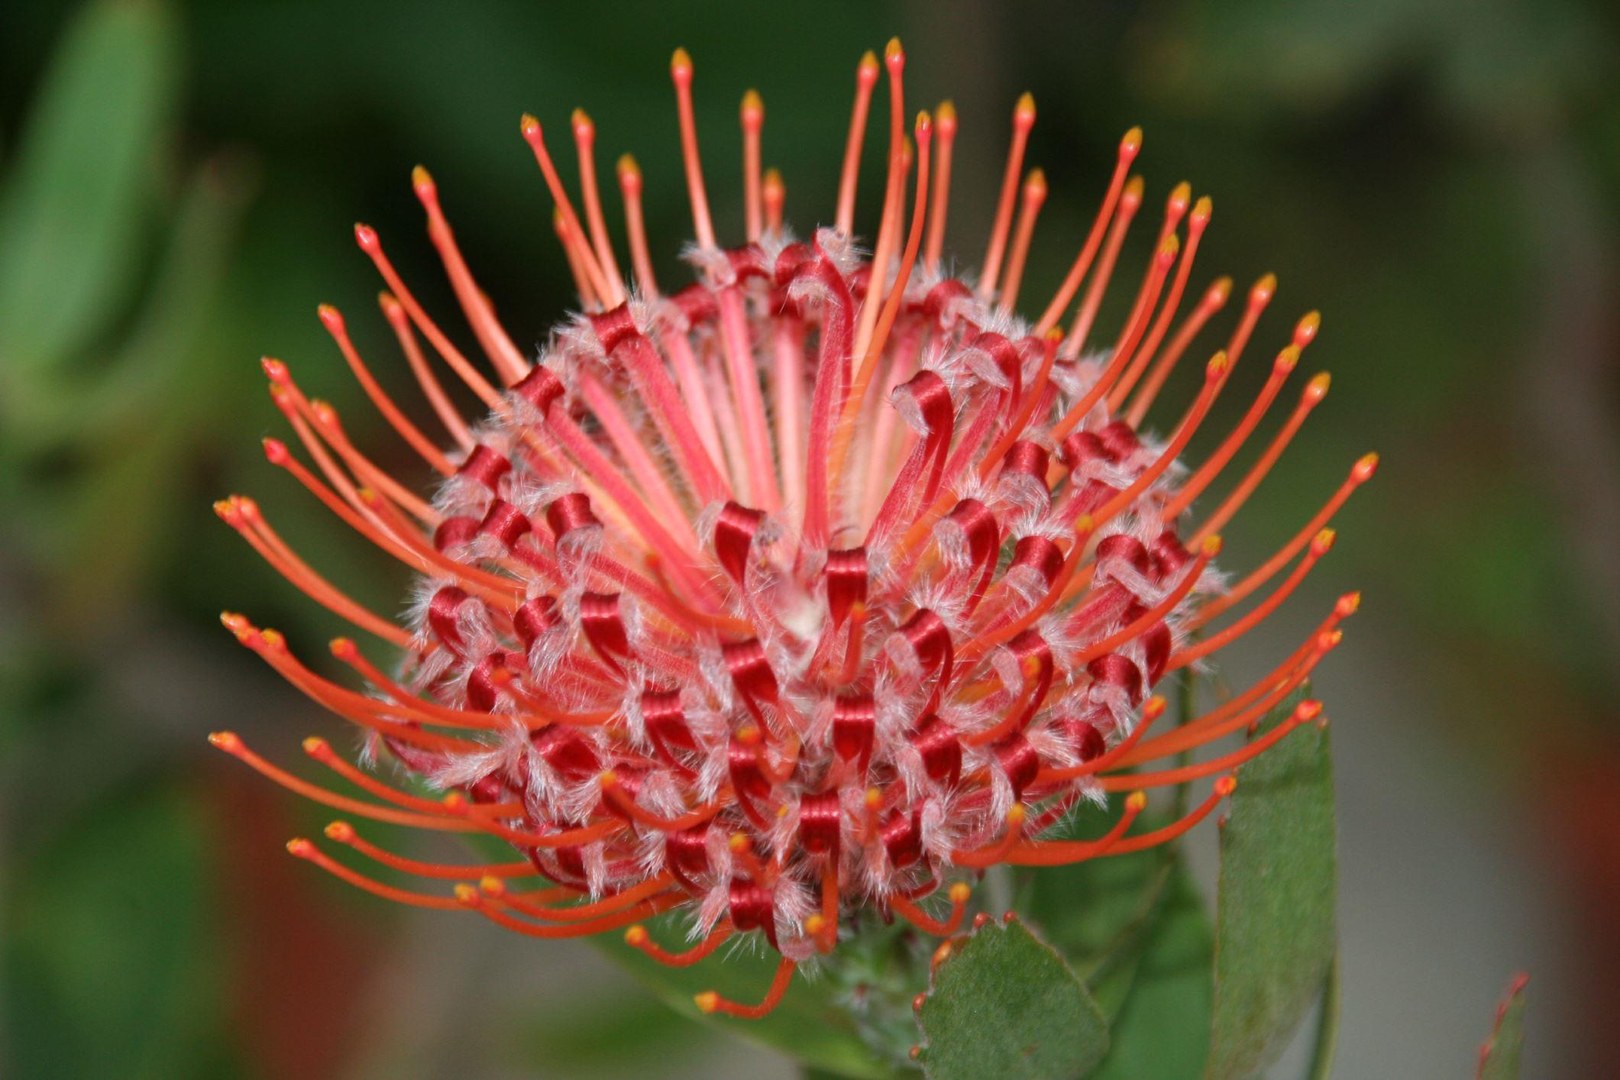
[211,39,1374,1019]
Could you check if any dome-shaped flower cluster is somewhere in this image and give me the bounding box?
[212,40,1371,1017]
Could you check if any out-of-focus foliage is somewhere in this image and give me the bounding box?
[1478,975,1530,1080]
[1,0,1616,1076]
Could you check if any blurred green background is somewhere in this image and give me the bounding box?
[1,1,1616,1076]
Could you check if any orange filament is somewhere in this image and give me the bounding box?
[1036,696,1167,783]
[890,882,972,936]
[1048,230,1175,442]
[837,602,869,685]
[303,735,494,817]
[519,115,616,304]
[1172,529,1335,666]
[263,364,406,521]
[1099,778,1236,857]
[832,107,932,485]
[1197,452,1377,615]
[1108,193,1211,410]
[695,956,797,1019]
[319,303,454,474]
[978,93,1037,299]
[1080,350,1228,533]
[924,100,957,271]
[217,497,412,648]
[625,921,734,967]
[222,621,478,753]
[488,873,676,923]
[1224,273,1276,370]
[600,774,725,831]
[1124,607,1350,765]
[462,886,678,938]
[568,110,627,298]
[952,805,1028,869]
[615,155,659,296]
[354,224,505,411]
[997,168,1047,313]
[835,50,882,236]
[1004,792,1144,867]
[287,837,466,909]
[1070,538,1219,666]
[323,821,536,881]
[851,38,909,360]
[1061,174,1144,359]
[348,487,525,604]
[411,166,532,383]
[962,656,1046,749]
[1162,341,1305,520]
[1102,700,1322,790]
[211,732,477,831]
[1124,275,1232,426]
[293,394,439,524]
[1035,127,1142,334]
[553,206,605,309]
[669,48,716,250]
[741,90,765,242]
[444,808,623,852]
[1190,370,1333,542]
[958,520,1093,663]
[377,290,476,451]
[762,167,785,234]
[329,634,576,732]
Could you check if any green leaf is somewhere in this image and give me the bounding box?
[916,917,1108,1080]
[1091,868,1213,1079]
[0,0,180,376]
[1305,955,1340,1080]
[1477,974,1530,1080]
[1207,691,1337,1079]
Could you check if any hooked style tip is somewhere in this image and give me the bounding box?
[670,47,693,82]
[1251,272,1278,304]
[1014,91,1036,126]
[1295,310,1322,347]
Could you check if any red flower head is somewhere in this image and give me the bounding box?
[212,40,1374,1018]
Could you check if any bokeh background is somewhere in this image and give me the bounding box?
[2,1,1616,1076]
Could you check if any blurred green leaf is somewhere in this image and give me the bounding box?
[1477,974,1529,1080]
[2,781,225,1079]
[0,0,179,380]
[915,917,1108,1080]
[1207,691,1337,1078]
[1091,868,1213,1079]
[508,987,720,1076]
